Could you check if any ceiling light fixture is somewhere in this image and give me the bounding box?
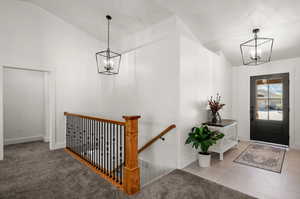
[240,28,274,65]
[96,15,121,75]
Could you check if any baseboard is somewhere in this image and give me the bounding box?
[239,138,300,150]
[179,156,197,169]
[290,144,300,150]
[43,137,50,142]
[54,142,66,150]
[238,137,251,142]
[4,135,44,145]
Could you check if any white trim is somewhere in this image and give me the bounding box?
[239,138,300,151]
[0,65,56,160]
[0,67,3,160]
[2,65,54,72]
[251,140,289,149]
[4,135,44,145]
[54,142,66,150]
[43,137,50,142]
[290,144,300,150]
[239,138,290,148]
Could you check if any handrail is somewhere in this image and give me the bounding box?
[138,124,176,154]
[64,112,125,126]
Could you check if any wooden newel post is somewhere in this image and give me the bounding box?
[123,115,141,195]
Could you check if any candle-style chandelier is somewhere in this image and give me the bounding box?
[240,28,274,65]
[96,15,121,75]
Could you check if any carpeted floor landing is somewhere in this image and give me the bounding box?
[0,142,256,199]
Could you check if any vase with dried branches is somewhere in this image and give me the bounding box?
[208,93,225,123]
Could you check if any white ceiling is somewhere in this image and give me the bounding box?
[20,0,300,65]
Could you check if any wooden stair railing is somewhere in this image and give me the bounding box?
[64,112,141,195]
[64,112,175,195]
[138,124,176,154]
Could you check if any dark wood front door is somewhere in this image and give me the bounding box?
[250,73,289,146]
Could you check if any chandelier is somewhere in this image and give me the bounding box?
[96,15,121,75]
[240,28,274,65]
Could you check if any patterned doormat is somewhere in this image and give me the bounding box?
[234,143,286,173]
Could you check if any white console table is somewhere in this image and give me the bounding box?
[202,120,238,160]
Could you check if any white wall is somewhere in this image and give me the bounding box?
[97,16,233,169]
[232,57,300,148]
[177,33,233,168]
[96,17,180,170]
[0,0,103,149]
[3,68,45,145]
[0,1,233,167]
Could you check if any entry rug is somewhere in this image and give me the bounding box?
[234,143,286,173]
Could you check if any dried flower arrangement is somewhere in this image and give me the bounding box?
[208,93,225,123]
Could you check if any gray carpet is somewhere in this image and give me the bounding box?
[0,142,256,199]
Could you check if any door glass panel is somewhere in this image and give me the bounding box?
[256,79,268,120]
[255,78,283,121]
[269,81,283,121]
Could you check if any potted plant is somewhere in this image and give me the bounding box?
[208,93,225,123]
[185,125,224,167]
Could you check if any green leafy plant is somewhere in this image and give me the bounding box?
[185,126,224,155]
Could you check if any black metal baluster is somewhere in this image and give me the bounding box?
[98,121,100,170]
[66,116,69,149]
[116,125,120,182]
[78,117,80,155]
[106,122,109,175]
[89,119,91,163]
[83,118,87,160]
[71,116,73,152]
[94,120,96,167]
[66,116,68,149]
[72,116,75,153]
[82,118,85,158]
[85,118,88,160]
[81,117,83,156]
[101,122,105,172]
[104,122,106,174]
[109,123,111,177]
[94,121,98,168]
[120,125,123,184]
[73,116,76,153]
[79,117,81,155]
[69,116,72,151]
[87,119,90,162]
[75,117,79,154]
[96,121,99,170]
[93,120,95,165]
[100,122,103,171]
[112,124,115,180]
[75,117,78,154]
[90,119,92,163]
[92,120,94,165]
[90,120,93,164]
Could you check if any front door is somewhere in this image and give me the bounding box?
[250,73,289,146]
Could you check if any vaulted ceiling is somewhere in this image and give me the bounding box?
[20,0,300,66]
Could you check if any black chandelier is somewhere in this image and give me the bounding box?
[240,28,274,65]
[96,15,121,75]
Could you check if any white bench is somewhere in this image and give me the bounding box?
[203,120,238,160]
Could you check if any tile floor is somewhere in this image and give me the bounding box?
[183,141,300,199]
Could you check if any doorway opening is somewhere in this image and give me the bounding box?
[250,73,289,146]
[0,65,55,160]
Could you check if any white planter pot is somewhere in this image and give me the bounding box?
[198,153,211,167]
